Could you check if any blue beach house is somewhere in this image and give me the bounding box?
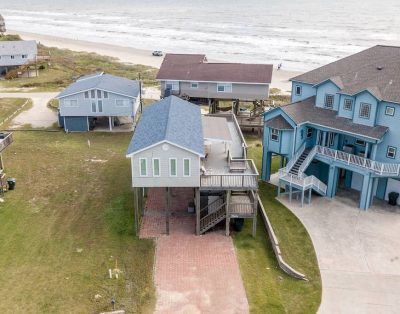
[262,45,400,209]
[56,72,140,132]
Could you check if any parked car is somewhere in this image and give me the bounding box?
[152,51,163,56]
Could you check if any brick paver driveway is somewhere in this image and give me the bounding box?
[141,188,249,314]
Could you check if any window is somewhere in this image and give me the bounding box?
[190,82,198,89]
[307,128,313,138]
[217,83,232,93]
[91,90,96,98]
[103,91,108,98]
[139,158,148,176]
[385,106,395,116]
[11,55,15,59]
[116,99,129,107]
[91,101,97,113]
[183,158,190,176]
[84,91,89,99]
[295,85,302,96]
[152,158,160,177]
[22,54,27,59]
[355,139,366,146]
[359,103,371,119]
[328,133,335,146]
[97,90,102,98]
[98,100,103,113]
[165,81,179,91]
[169,158,177,176]
[270,128,279,141]
[387,146,396,159]
[64,99,78,107]
[344,99,353,111]
[324,94,334,109]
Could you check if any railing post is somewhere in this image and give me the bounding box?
[334,150,337,160]
[347,154,350,165]
[397,164,400,176]
[380,163,384,175]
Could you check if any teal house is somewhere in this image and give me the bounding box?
[262,45,400,209]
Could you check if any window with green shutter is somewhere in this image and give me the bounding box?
[153,158,160,176]
[169,158,177,176]
[139,158,147,176]
[183,158,190,176]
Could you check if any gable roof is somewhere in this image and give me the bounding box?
[127,96,205,156]
[57,73,140,98]
[0,40,37,56]
[278,97,388,141]
[265,115,294,130]
[156,53,273,84]
[291,45,400,103]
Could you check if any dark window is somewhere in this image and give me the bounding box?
[355,139,366,146]
[91,90,95,98]
[324,94,334,109]
[103,91,108,98]
[385,106,395,116]
[270,128,279,141]
[387,146,396,159]
[307,128,313,138]
[84,91,89,99]
[344,99,353,111]
[97,90,102,98]
[359,103,371,119]
[98,100,103,112]
[295,85,302,96]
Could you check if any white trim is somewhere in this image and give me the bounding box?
[157,79,270,85]
[169,158,177,177]
[190,82,199,89]
[57,88,138,100]
[217,82,232,93]
[126,140,205,158]
[139,158,148,177]
[183,158,191,177]
[152,158,161,177]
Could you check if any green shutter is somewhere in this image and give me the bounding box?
[140,159,147,176]
[184,159,190,176]
[170,159,176,176]
[153,159,160,176]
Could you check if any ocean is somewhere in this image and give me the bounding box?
[2,0,400,71]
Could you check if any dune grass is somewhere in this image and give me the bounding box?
[233,135,321,313]
[0,43,158,92]
[0,131,155,313]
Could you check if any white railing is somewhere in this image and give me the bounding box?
[0,133,13,153]
[279,170,327,195]
[298,145,318,175]
[315,145,400,176]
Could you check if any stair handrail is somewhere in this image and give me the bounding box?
[298,145,318,176]
[280,142,306,175]
[200,202,226,232]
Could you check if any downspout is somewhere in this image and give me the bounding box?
[292,125,297,157]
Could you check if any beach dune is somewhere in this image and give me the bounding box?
[12,30,299,93]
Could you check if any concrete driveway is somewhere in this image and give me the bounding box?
[278,192,400,313]
[0,92,58,128]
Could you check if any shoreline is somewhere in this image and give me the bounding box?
[11,30,300,93]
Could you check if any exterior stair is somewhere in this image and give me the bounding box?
[199,204,226,234]
[289,148,310,176]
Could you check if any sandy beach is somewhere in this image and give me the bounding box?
[12,30,300,93]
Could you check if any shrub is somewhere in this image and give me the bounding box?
[5,69,18,80]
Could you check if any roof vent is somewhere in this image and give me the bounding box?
[377,66,383,70]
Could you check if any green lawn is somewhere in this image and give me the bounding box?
[233,135,321,313]
[0,132,155,313]
[0,43,158,92]
[0,98,32,128]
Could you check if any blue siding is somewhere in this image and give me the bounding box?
[315,81,340,110]
[291,82,315,103]
[337,94,355,119]
[64,116,88,132]
[352,91,378,127]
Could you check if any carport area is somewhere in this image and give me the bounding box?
[90,116,134,132]
[277,190,400,313]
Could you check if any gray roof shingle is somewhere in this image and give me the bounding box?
[265,115,293,130]
[291,45,400,103]
[278,97,388,140]
[0,40,37,56]
[57,73,140,98]
[127,96,205,156]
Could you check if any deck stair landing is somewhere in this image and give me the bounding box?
[199,197,226,234]
[289,148,310,176]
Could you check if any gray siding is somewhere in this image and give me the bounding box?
[131,142,200,188]
[59,90,139,117]
[64,116,88,132]
[0,53,36,67]
[161,80,269,101]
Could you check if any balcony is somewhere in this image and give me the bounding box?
[0,132,13,153]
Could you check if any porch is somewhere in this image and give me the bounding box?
[90,116,134,132]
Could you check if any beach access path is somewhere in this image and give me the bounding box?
[0,92,58,128]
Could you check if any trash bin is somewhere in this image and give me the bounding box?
[7,178,16,190]
[233,218,245,232]
[388,192,399,206]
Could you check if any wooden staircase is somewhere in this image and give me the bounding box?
[199,198,226,234]
[289,149,311,176]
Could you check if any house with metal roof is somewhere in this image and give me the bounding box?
[56,72,140,132]
[126,96,259,236]
[156,53,274,131]
[0,40,37,75]
[262,45,400,210]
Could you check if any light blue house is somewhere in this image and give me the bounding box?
[56,72,140,132]
[262,45,400,209]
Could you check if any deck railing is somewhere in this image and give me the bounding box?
[230,191,256,216]
[0,133,13,153]
[283,142,306,173]
[278,169,327,195]
[315,145,400,176]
